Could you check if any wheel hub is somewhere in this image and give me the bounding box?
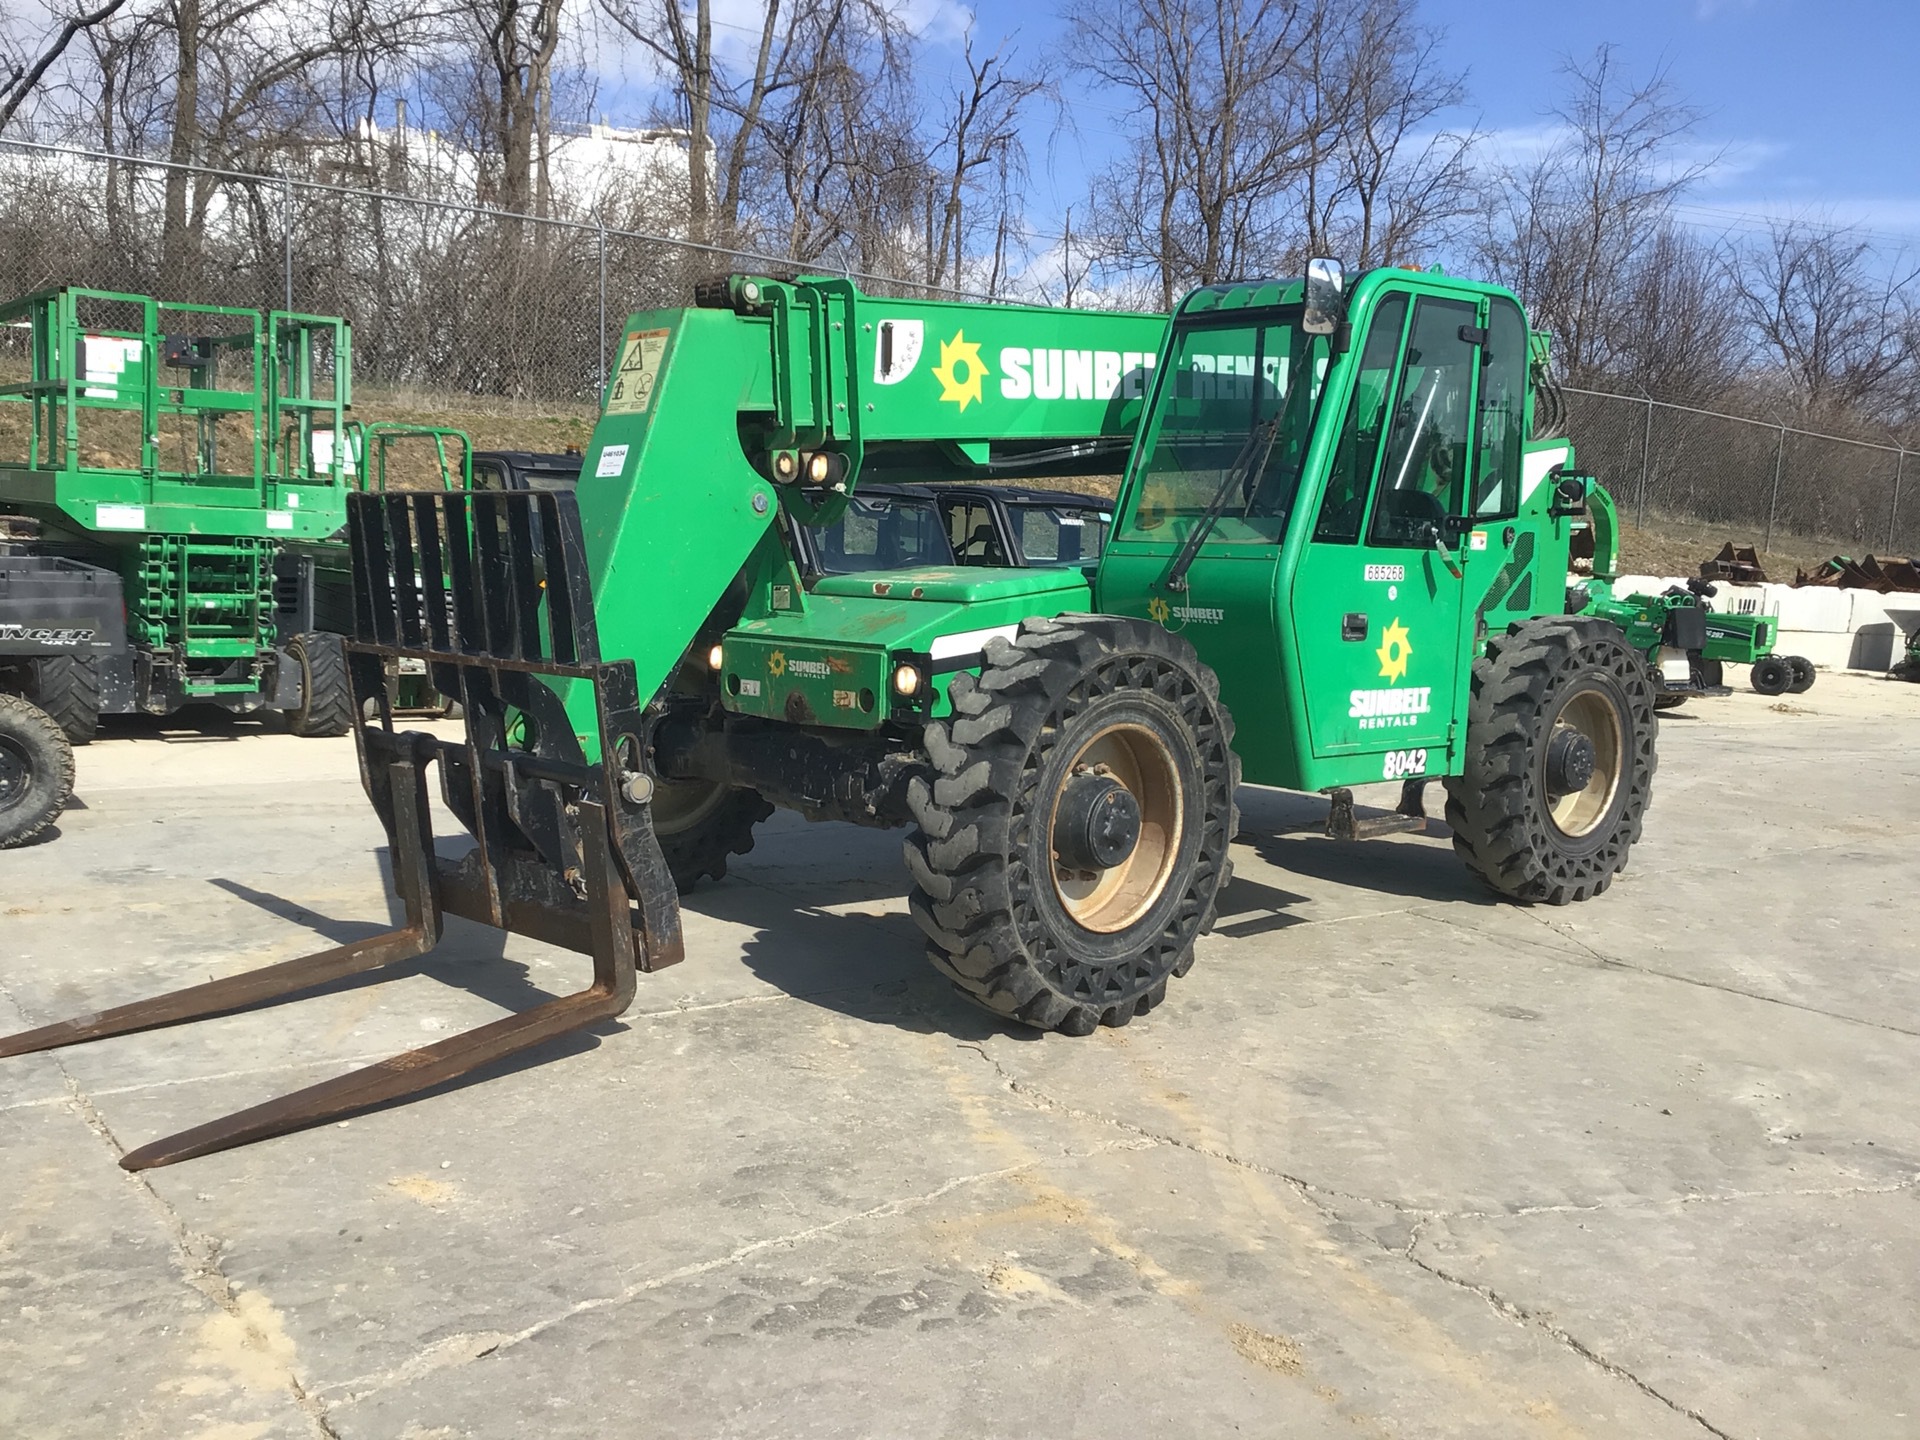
[0,737,27,812]
[1048,721,1184,935]
[1053,771,1142,871]
[1544,728,1597,798]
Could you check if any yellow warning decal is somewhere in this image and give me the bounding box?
[606,328,670,414]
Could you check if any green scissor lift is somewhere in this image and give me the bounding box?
[0,286,358,738]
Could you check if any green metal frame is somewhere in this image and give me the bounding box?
[0,285,356,677]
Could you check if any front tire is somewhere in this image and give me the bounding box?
[1787,656,1816,693]
[904,615,1239,1034]
[286,632,352,737]
[0,694,74,848]
[1445,617,1657,905]
[1750,654,1794,696]
[652,778,775,892]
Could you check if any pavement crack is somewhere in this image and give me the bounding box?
[0,979,342,1440]
[1399,1245,1739,1440]
[952,1040,1420,1220]
[321,1158,1063,1407]
[1441,909,1920,1041]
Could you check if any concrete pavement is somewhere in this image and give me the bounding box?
[1,674,1916,1439]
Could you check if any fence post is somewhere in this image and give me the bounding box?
[1892,450,1907,552]
[281,178,294,312]
[1764,424,1787,554]
[1636,396,1653,530]
[597,224,608,393]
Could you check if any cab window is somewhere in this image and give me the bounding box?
[944,499,1008,563]
[1365,297,1479,548]
[1471,299,1527,519]
[1313,293,1408,543]
[820,495,952,573]
[1121,311,1330,544]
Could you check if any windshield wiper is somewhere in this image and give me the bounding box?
[1164,417,1279,594]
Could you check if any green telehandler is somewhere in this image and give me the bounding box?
[0,263,1660,1169]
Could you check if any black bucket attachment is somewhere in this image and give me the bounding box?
[0,490,682,1169]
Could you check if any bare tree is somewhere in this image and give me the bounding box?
[1478,45,1719,382]
[1610,221,1748,401]
[1068,0,1331,308]
[0,0,132,134]
[1299,0,1478,268]
[1730,219,1920,420]
[921,34,1045,292]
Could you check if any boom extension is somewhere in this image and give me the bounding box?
[0,490,682,1169]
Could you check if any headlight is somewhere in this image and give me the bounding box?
[892,663,921,697]
[707,644,724,671]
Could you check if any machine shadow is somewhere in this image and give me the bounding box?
[682,876,1032,1044]
[1235,826,1493,906]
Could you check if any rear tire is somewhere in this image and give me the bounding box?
[653,778,775,892]
[1750,654,1794,696]
[904,615,1239,1034]
[286,632,352,737]
[1445,617,1657,905]
[0,694,74,849]
[26,654,100,744]
[1787,656,1816,693]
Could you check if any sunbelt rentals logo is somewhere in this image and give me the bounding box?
[1147,596,1223,626]
[1351,616,1430,730]
[933,330,988,411]
[881,317,1159,411]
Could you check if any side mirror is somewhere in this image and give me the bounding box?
[1302,257,1347,336]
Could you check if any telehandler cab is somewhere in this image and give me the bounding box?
[1,264,1659,1168]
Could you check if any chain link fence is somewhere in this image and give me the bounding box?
[3,138,1915,556]
[1559,389,1913,558]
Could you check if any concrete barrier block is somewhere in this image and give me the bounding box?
[1769,586,1854,634]
[1769,630,1854,669]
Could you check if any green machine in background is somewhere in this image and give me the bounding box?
[1571,484,1815,703]
[1,264,1672,1169]
[0,287,359,740]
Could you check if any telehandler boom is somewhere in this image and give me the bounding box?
[1,265,1659,1167]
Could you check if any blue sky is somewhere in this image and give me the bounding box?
[937,0,1920,254]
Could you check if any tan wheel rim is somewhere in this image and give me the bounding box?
[651,776,731,837]
[1547,688,1624,838]
[1048,722,1183,934]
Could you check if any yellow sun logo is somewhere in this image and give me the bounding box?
[932,330,987,411]
[1148,596,1171,624]
[1375,619,1412,683]
[767,649,787,677]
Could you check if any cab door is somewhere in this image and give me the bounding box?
[1290,290,1483,771]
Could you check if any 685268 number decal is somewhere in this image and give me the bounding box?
[1383,748,1428,779]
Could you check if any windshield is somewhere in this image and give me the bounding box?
[1120,309,1330,543]
[1009,501,1110,564]
[812,494,954,573]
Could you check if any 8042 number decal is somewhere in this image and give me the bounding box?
[1383,748,1428,780]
